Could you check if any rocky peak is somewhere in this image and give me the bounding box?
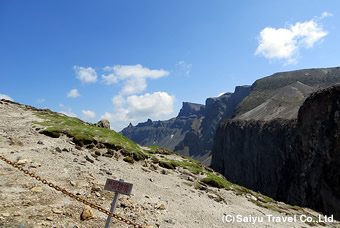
[205,93,232,107]
[177,102,205,118]
[135,118,153,127]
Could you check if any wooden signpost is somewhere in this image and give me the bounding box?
[104,178,133,228]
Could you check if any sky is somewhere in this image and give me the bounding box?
[1,0,340,131]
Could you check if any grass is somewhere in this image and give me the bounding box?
[249,199,287,214]
[159,160,177,169]
[146,146,173,155]
[123,157,134,164]
[151,155,159,163]
[233,185,252,195]
[194,182,205,190]
[201,174,232,190]
[33,109,147,159]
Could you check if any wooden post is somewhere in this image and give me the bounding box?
[103,178,133,227]
[104,192,120,228]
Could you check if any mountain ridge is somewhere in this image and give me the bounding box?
[121,85,251,165]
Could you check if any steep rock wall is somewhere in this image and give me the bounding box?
[211,85,340,219]
[285,85,340,219]
[211,119,296,197]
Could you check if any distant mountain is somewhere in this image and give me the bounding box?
[121,102,205,152]
[121,85,251,165]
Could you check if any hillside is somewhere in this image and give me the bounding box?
[236,81,316,120]
[235,67,340,116]
[0,99,336,227]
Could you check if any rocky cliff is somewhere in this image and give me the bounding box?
[211,85,340,219]
[175,86,251,164]
[285,85,340,219]
[121,86,251,165]
[120,102,205,153]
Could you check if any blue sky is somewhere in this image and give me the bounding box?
[1,0,340,131]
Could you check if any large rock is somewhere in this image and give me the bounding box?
[211,84,340,219]
[285,84,340,219]
[95,120,110,129]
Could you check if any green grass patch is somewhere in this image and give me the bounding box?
[194,182,205,190]
[147,146,173,155]
[159,160,177,169]
[286,205,303,211]
[168,158,204,175]
[123,157,134,164]
[151,155,159,163]
[39,128,61,138]
[233,185,252,196]
[249,199,286,214]
[33,110,148,159]
[257,193,275,203]
[201,174,232,190]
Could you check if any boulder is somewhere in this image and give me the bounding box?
[95,120,110,129]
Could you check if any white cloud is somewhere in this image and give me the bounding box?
[103,64,169,95]
[67,89,80,98]
[126,92,175,117]
[112,95,125,107]
[255,12,330,64]
[73,65,97,83]
[320,12,333,19]
[0,94,13,101]
[102,73,118,85]
[81,110,96,120]
[101,91,175,131]
[176,61,192,76]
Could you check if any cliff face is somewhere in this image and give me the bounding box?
[212,119,296,197]
[120,102,204,152]
[211,85,340,219]
[121,86,250,165]
[285,85,340,219]
[199,86,251,154]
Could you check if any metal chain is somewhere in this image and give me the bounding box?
[0,154,144,228]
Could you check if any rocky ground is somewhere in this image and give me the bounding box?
[0,100,339,228]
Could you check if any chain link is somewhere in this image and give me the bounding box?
[0,154,144,228]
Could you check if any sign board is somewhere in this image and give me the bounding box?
[104,178,133,196]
